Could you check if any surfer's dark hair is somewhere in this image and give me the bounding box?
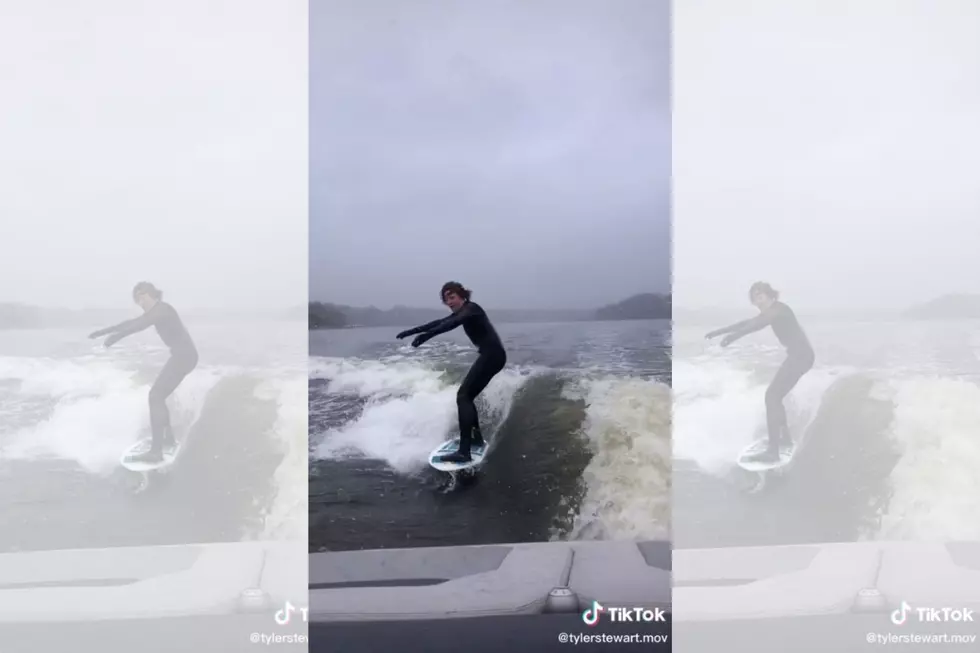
[133,281,163,301]
[749,281,778,301]
[441,281,471,302]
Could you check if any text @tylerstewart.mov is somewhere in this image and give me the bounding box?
[250,632,308,646]
[866,632,977,646]
[558,632,669,646]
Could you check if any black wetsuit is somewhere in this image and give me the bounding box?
[710,302,814,454]
[400,302,506,458]
[95,302,198,453]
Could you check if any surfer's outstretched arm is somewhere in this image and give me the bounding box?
[88,306,160,344]
[396,317,450,340]
[706,311,772,344]
[419,303,474,338]
[398,303,478,341]
[406,303,477,347]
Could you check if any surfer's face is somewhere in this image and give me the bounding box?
[134,292,155,312]
[751,292,774,311]
[443,291,465,312]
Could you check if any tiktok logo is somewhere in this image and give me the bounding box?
[889,601,973,625]
[582,601,604,626]
[275,601,295,625]
[891,601,912,625]
[274,601,308,625]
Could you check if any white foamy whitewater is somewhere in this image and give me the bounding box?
[310,320,672,547]
[673,319,980,541]
[0,321,306,547]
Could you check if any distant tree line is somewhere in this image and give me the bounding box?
[0,303,304,330]
[0,303,42,329]
[309,293,672,329]
[595,293,671,321]
[0,304,115,330]
[309,302,348,329]
[903,294,980,319]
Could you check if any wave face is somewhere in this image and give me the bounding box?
[673,320,980,547]
[0,322,306,552]
[309,321,671,551]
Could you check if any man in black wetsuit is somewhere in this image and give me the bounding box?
[396,281,507,464]
[705,282,815,465]
[88,282,199,464]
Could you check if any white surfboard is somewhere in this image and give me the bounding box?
[120,437,183,473]
[737,437,797,472]
[428,439,487,472]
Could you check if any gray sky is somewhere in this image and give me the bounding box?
[674,0,980,311]
[1,1,307,311]
[310,0,670,311]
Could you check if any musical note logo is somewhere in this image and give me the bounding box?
[582,600,604,626]
[891,601,913,625]
[275,601,296,625]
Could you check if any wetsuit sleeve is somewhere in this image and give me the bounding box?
[101,307,161,341]
[710,312,773,343]
[419,304,476,339]
[401,317,449,338]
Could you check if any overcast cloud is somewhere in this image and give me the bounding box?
[674,0,980,311]
[310,0,670,310]
[1,0,307,311]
